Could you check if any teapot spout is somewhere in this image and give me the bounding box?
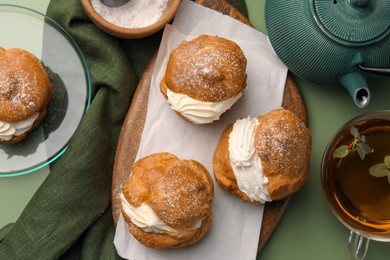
[340,72,370,108]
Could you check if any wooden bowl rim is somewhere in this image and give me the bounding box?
[81,0,181,39]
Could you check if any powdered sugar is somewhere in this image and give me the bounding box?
[166,35,247,102]
[91,0,168,28]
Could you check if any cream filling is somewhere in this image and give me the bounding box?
[120,192,203,233]
[228,117,271,203]
[0,112,39,141]
[166,88,242,124]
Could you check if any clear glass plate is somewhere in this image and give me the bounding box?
[0,4,92,177]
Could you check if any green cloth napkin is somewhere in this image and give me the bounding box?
[0,0,247,259]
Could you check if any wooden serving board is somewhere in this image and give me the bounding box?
[112,0,308,253]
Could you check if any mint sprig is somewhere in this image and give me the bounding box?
[369,156,390,184]
[332,126,373,160]
[331,126,389,185]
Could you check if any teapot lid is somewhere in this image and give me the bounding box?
[313,0,390,46]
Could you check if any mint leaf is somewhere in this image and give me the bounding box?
[332,145,349,158]
[363,143,373,155]
[351,127,360,139]
[385,156,390,168]
[357,145,366,160]
[369,156,390,184]
[369,163,389,177]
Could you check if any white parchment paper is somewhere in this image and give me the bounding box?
[114,1,288,259]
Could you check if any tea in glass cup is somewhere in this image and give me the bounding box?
[321,111,390,259]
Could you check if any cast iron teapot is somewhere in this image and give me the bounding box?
[265,0,390,108]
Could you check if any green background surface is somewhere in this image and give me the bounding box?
[1,0,390,259]
[0,0,51,229]
[246,1,390,260]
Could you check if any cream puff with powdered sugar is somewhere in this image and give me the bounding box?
[213,108,311,204]
[160,34,247,124]
[120,152,214,248]
[0,48,53,144]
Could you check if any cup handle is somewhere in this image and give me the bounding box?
[348,231,370,260]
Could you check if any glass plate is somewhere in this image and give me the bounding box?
[0,4,92,177]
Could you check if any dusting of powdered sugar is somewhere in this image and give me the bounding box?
[0,70,39,120]
[255,118,310,175]
[169,36,247,102]
[91,0,168,28]
[156,163,208,229]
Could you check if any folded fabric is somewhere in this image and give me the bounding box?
[0,0,248,259]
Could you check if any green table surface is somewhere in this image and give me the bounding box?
[1,0,390,259]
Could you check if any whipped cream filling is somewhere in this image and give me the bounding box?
[166,88,242,124]
[120,192,203,233]
[0,112,39,141]
[228,117,271,203]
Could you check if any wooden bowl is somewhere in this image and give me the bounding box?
[81,0,181,39]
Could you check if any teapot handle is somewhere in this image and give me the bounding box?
[358,64,390,76]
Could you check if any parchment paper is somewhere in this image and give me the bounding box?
[114,1,287,259]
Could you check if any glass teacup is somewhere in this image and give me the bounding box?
[321,110,390,259]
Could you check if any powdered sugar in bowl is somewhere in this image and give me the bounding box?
[81,0,181,39]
